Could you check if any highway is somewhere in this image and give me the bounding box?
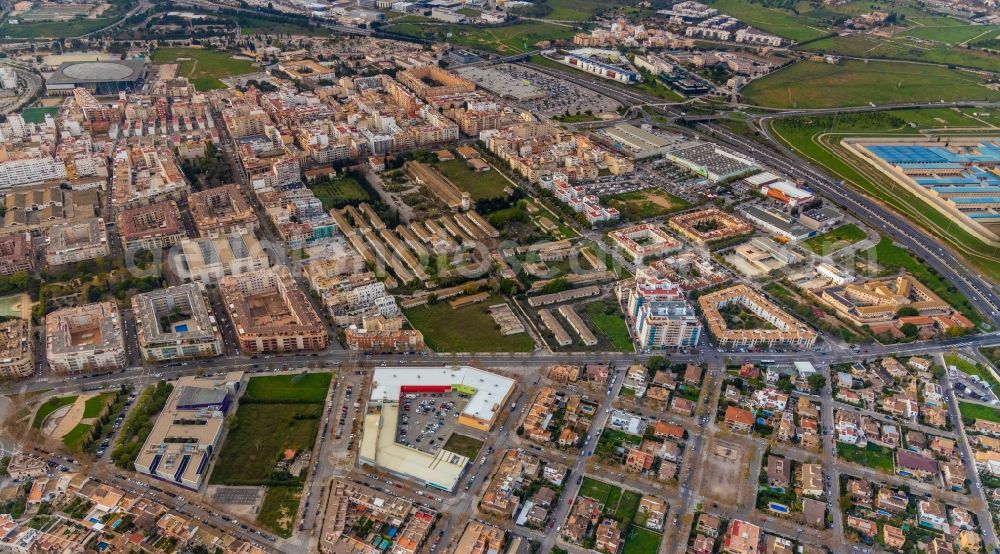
[0,61,42,116]
[723,116,1000,323]
[519,59,1000,335]
[8,329,1000,397]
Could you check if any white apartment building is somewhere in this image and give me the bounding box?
[0,156,68,190]
[172,234,270,283]
[735,28,784,46]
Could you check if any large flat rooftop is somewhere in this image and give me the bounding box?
[46,301,123,356]
[370,365,515,425]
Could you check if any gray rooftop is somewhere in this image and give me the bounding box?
[176,386,228,409]
[47,60,146,85]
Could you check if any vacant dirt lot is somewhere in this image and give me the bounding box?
[700,439,752,511]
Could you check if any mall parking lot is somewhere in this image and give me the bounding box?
[396,393,468,455]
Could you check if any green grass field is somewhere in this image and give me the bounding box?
[804,33,1000,74]
[769,113,1000,289]
[605,189,691,220]
[244,373,333,403]
[32,396,77,429]
[579,476,618,504]
[945,353,999,393]
[442,433,484,458]
[636,74,686,102]
[743,60,1000,108]
[0,17,113,38]
[386,21,576,53]
[836,442,894,473]
[434,159,512,200]
[613,490,642,523]
[802,223,867,255]
[888,107,986,128]
[20,107,60,125]
[61,424,92,450]
[209,403,323,485]
[555,113,602,123]
[959,401,1000,423]
[82,393,113,419]
[258,486,300,538]
[307,176,370,211]
[0,293,28,319]
[540,0,605,20]
[236,14,329,36]
[152,47,256,91]
[900,23,1000,45]
[623,526,663,553]
[582,300,634,352]
[709,0,829,42]
[404,295,535,352]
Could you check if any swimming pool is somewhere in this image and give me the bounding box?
[769,502,789,514]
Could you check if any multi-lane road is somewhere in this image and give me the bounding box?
[519,60,1000,333]
[8,329,1000,398]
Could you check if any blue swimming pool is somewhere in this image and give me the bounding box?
[173,323,189,332]
[769,502,789,514]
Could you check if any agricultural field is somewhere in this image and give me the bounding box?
[434,158,512,200]
[404,295,535,352]
[768,111,1000,288]
[708,0,830,42]
[0,15,114,38]
[803,32,1000,73]
[605,189,691,221]
[235,14,329,36]
[802,223,867,254]
[899,22,1000,45]
[742,60,1000,109]
[385,21,576,53]
[152,47,256,91]
[306,175,370,211]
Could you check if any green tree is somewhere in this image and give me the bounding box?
[807,374,826,394]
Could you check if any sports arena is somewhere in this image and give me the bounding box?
[45,60,147,96]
